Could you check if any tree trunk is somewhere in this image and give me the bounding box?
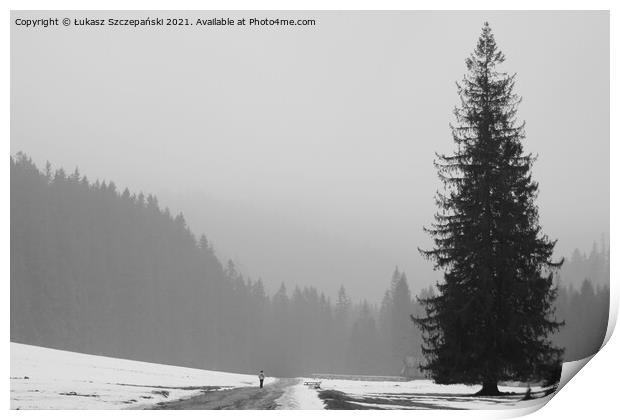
[478,380,502,396]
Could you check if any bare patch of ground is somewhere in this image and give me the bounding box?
[138,378,296,410]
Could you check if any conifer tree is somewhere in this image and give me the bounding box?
[390,272,413,367]
[414,23,563,395]
[336,285,351,320]
[198,234,209,251]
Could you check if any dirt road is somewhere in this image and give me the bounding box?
[146,378,297,410]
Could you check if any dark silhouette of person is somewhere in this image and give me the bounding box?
[258,370,265,388]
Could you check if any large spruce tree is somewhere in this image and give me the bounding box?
[414,23,564,395]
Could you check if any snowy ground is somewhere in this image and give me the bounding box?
[275,379,325,409]
[313,378,554,410]
[10,342,274,409]
[11,342,556,410]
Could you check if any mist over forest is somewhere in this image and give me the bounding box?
[11,154,609,376]
[11,13,609,306]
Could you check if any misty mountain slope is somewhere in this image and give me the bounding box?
[10,154,417,377]
[159,190,437,300]
[10,342,274,409]
[11,154,249,372]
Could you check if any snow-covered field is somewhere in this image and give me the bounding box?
[10,342,557,411]
[10,342,274,409]
[310,378,555,410]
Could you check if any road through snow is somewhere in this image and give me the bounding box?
[147,378,299,409]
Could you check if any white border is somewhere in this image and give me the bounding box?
[3,2,616,420]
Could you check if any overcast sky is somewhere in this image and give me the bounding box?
[11,11,609,300]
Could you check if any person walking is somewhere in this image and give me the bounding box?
[258,370,265,389]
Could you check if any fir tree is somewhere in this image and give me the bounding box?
[414,23,563,395]
[390,271,414,368]
[336,285,351,320]
[198,234,209,251]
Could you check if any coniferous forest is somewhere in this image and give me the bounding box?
[10,153,609,378]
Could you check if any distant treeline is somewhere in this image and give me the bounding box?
[553,278,609,361]
[10,154,609,376]
[553,238,610,361]
[558,239,610,289]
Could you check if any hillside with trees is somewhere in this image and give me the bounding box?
[10,153,609,378]
[10,153,420,377]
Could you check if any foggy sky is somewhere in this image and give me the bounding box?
[11,11,609,300]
